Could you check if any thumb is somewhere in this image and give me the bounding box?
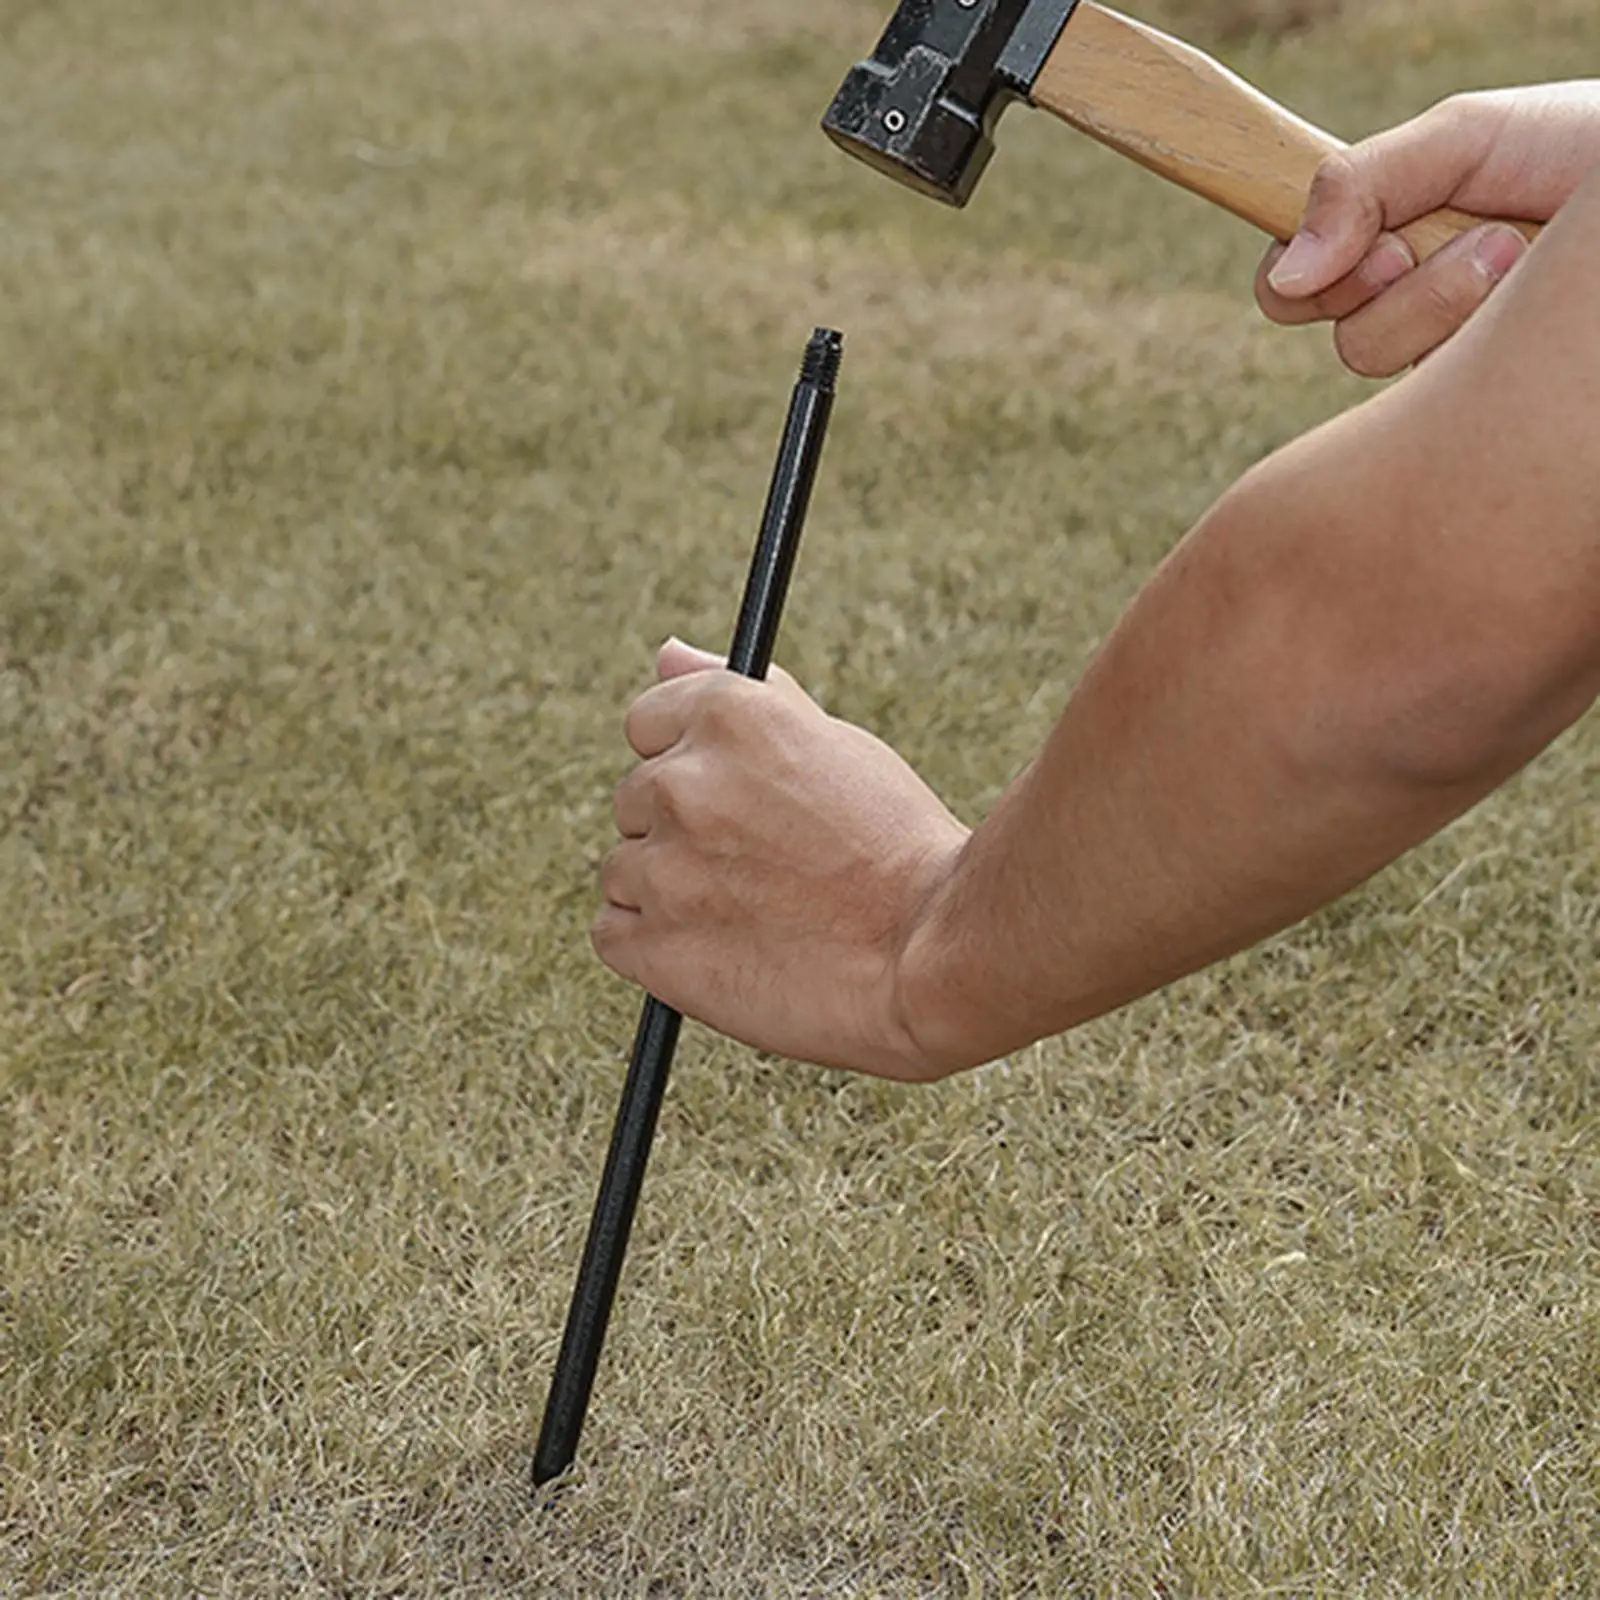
[1268,150,1391,298]
[657,636,809,699]
[657,636,726,680]
[1270,101,1503,298]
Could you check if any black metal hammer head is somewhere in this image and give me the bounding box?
[822,0,1082,207]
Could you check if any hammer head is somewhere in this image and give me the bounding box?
[822,0,1082,207]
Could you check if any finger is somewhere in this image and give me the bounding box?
[1333,223,1528,379]
[625,675,711,759]
[1341,98,1503,233]
[1257,233,1417,327]
[1267,151,1389,299]
[591,902,643,981]
[599,841,647,912]
[1269,98,1505,299]
[613,761,657,839]
[658,636,726,682]
[659,635,808,700]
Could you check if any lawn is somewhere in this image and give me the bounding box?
[2,0,1596,1594]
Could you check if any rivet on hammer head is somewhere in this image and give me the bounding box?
[884,108,907,133]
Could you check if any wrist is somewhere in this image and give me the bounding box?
[887,829,1018,1082]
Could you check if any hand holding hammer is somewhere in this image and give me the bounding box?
[824,0,1549,371]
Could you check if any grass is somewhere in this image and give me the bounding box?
[2,0,1597,1593]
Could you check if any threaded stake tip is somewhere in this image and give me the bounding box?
[800,328,844,393]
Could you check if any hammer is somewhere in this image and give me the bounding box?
[823,0,1540,263]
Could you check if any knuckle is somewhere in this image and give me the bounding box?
[1434,90,1483,123]
[591,916,643,986]
[1411,94,1471,147]
[651,758,705,826]
[1310,149,1353,194]
[1303,153,1351,221]
[1418,263,1483,327]
[768,663,808,701]
[695,680,751,738]
[1421,89,1503,150]
[1309,149,1384,238]
[651,764,683,818]
[590,910,625,966]
[613,768,646,827]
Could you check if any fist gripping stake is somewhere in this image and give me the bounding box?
[533,328,845,1491]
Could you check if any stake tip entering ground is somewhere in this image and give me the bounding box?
[532,1452,579,1498]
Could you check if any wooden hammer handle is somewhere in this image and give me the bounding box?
[1033,3,1542,263]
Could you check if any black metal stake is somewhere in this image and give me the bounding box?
[533,328,846,1491]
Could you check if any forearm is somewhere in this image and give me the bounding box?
[897,177,1600,1075]
[896,465,1563,1073]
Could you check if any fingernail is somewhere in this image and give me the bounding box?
[1474,226,1526,282]
[1366,238,1415,289]
[1268,230,1332,294]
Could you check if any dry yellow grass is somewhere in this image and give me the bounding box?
[350,0,880,49]
[2,0,1596,1595]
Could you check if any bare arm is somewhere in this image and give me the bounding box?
[594,173,1600,1082]
[896,170,1600,1072]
